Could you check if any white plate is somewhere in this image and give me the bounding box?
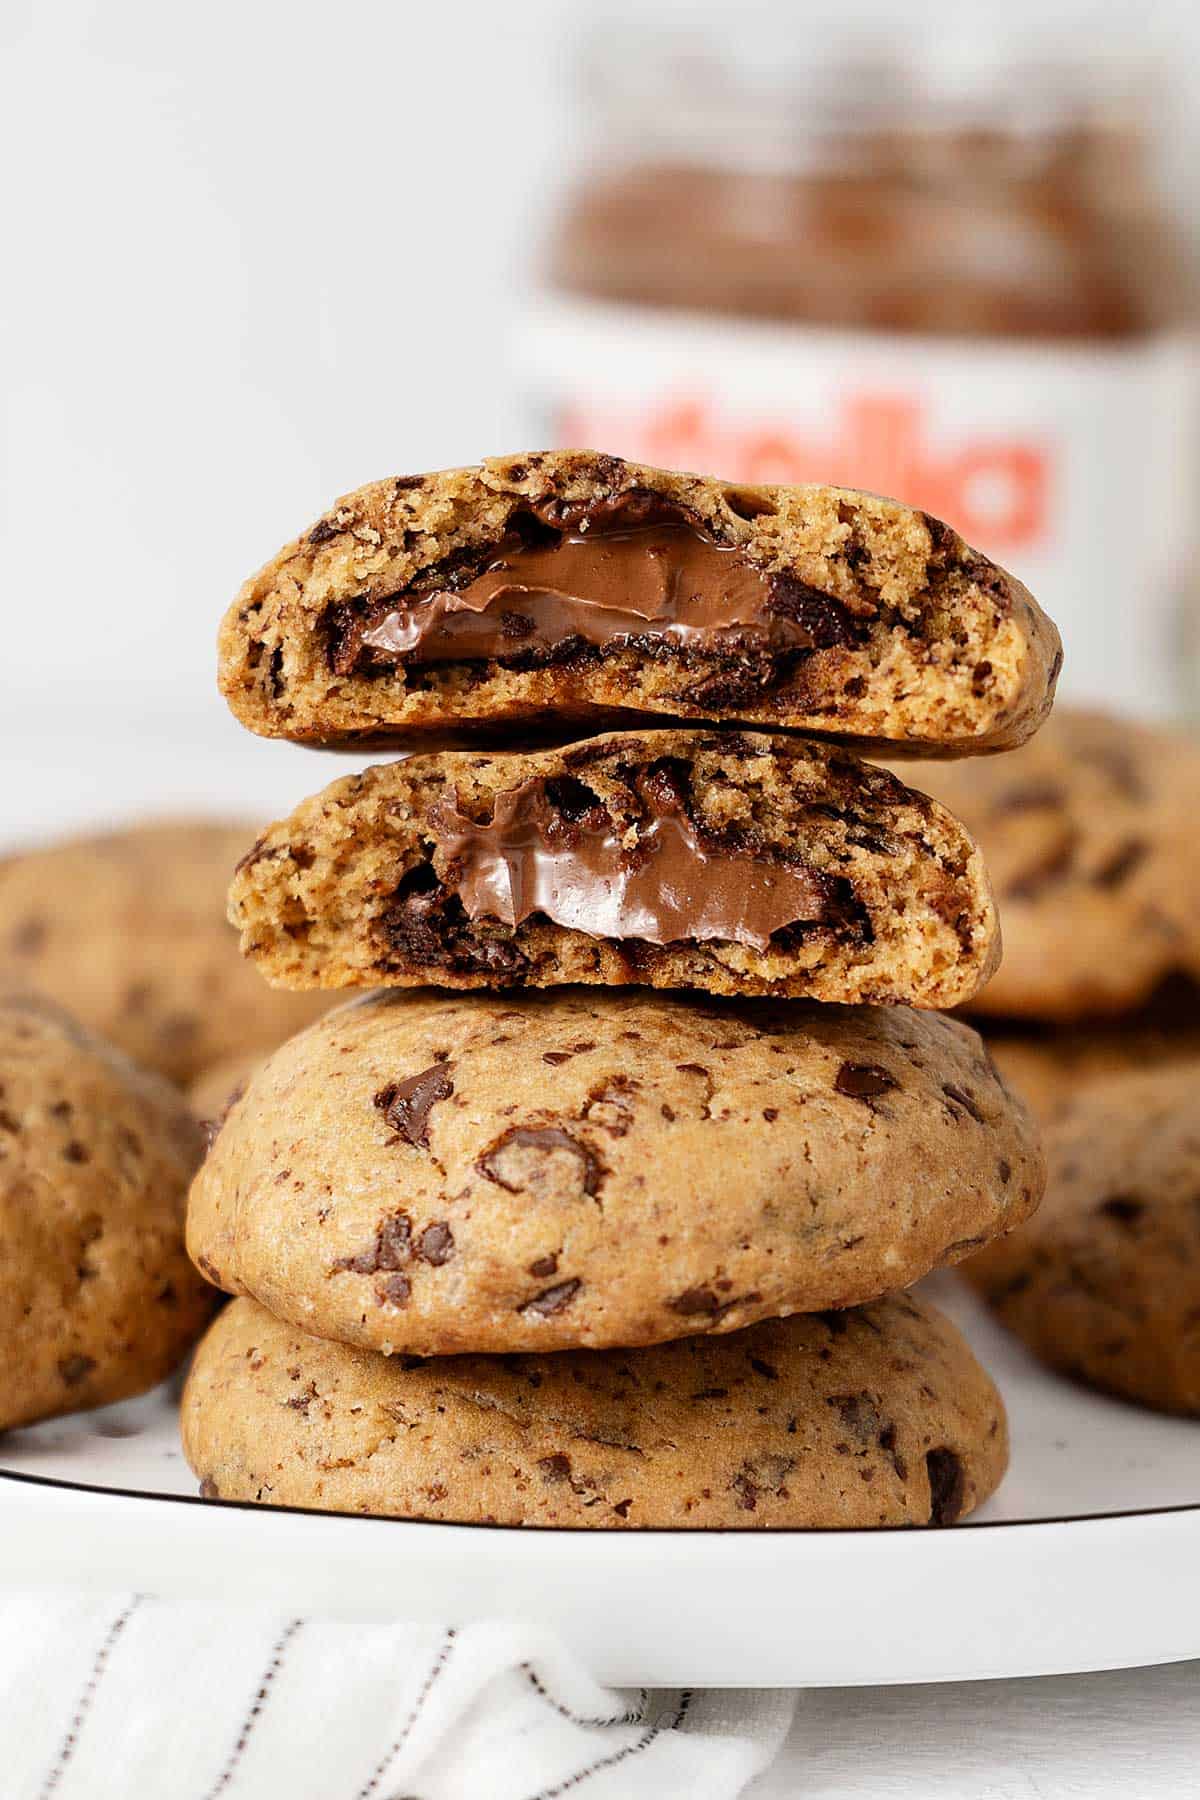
[0,1277,1196,1688]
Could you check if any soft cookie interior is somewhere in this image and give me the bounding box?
[229,729,998,1008]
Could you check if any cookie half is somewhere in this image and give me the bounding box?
[0,995,214,1429]
[218,451,1060,753]
[0,821,331,1083]
[903,709,1200,1020]
[183,1292,1008,1527]
[188,989,1042,1356]
[967,1063,1200,1415]
[229,730,999,1010]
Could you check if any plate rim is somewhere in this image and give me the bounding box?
[2,1463,1197,1534]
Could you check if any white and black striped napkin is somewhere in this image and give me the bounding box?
[0,1590,794,1798]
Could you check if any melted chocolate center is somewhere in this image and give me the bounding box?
[427,775,844,952]
[352,493,859,667]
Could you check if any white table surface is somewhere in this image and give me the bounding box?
[755,1659,1200,1798]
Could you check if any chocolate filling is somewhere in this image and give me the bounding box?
[332,492,864,676]
[426,766,855,952]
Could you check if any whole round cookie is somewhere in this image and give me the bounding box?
[902,709,1200,1019]
[188,988,1043,1356]
[0,995,215,1430]
[967,1063,1200,1415]
[0,821,331,1084]
[183,1292,1008,1527]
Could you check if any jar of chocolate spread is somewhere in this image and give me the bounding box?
[518,37,1200,718]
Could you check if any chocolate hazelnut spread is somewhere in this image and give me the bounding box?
[428,776,844,950]
[356,493,856,667]
[522,39,1200,718]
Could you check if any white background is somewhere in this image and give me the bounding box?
[2,0,1200,800]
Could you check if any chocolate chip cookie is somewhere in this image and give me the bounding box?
[0,822,332,1084]
[967,1063,1200,1415]
[986,1012,1200,1122]
[902,709,1200,1020]
[188,989,1042,1356]
[0,995,214,1430]
[228,729,999,1010]
[183,1290,1007,1526]
[218,450,1060,753]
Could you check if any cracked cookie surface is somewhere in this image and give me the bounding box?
[228,729,999,1011]
[187,988,1042,1356]
[0,995,214,1429]
[218,450,1059,754]
[182,1290,1007,1527]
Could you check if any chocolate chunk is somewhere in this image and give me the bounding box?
[57,1354,96,1386]
[537,1452,573,1483]
[520,1278,582,1317]
[926,1447,966,1525]
[333,1212,412,1275]
[835,1062,897,1101]
[528,1253,559,1278]
[670,1286,721,1317]
[379,1273,411,1307]
[416,1222,455,1265]
[1098,1195,1145,1226]
[763,572,862,646]
[374,1062,455,1148]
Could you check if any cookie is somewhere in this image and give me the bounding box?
[0,821,332,1083]
[183,1291,1007,1527]
[901,709,1200,1020]
[986,1014,1200,1122]
[188,988,1042,1356]
[0,995,214,1430]
[229,729,999,1010]
[218,450,1060,753]
[967,1063,1200,1415]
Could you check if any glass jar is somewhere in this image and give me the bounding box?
[518,33,1200,720]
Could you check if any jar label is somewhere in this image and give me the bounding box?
[515,297,1200,717]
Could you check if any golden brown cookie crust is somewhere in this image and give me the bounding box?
[182,1291,1008,1527]
[218,451,1060,754]
[0,995,215,1430]
[901,710,1200,1021]
[966,1062,1200,1415]
[228,730,1000,1011]
[187,989,1042,1356]
[0,821,332,1084]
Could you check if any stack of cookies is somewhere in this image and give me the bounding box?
[183,452,1058,1527]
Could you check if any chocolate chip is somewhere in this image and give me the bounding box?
[671,1286,721,1317]
[542,1052,571,1066]
[612,1498,633,1518]
[308,517,341,545]
[379,1273,411,1307]
[374,1062,455,1148]
[199,1477,220,1499]
[520,1278,581,1317]
[528,1253,559,1278]
[926,1447,966,1525]
[537,1452,572,1483]
[764,573,862,646]
[416,1222,455,1265]
[58,1354,96,1386]
[1092,840,1148,890]
[731,1472,759,1512]
[1098,1195,1145,1226]
[333,1212,412,1275]
[835,1063,897,1101]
